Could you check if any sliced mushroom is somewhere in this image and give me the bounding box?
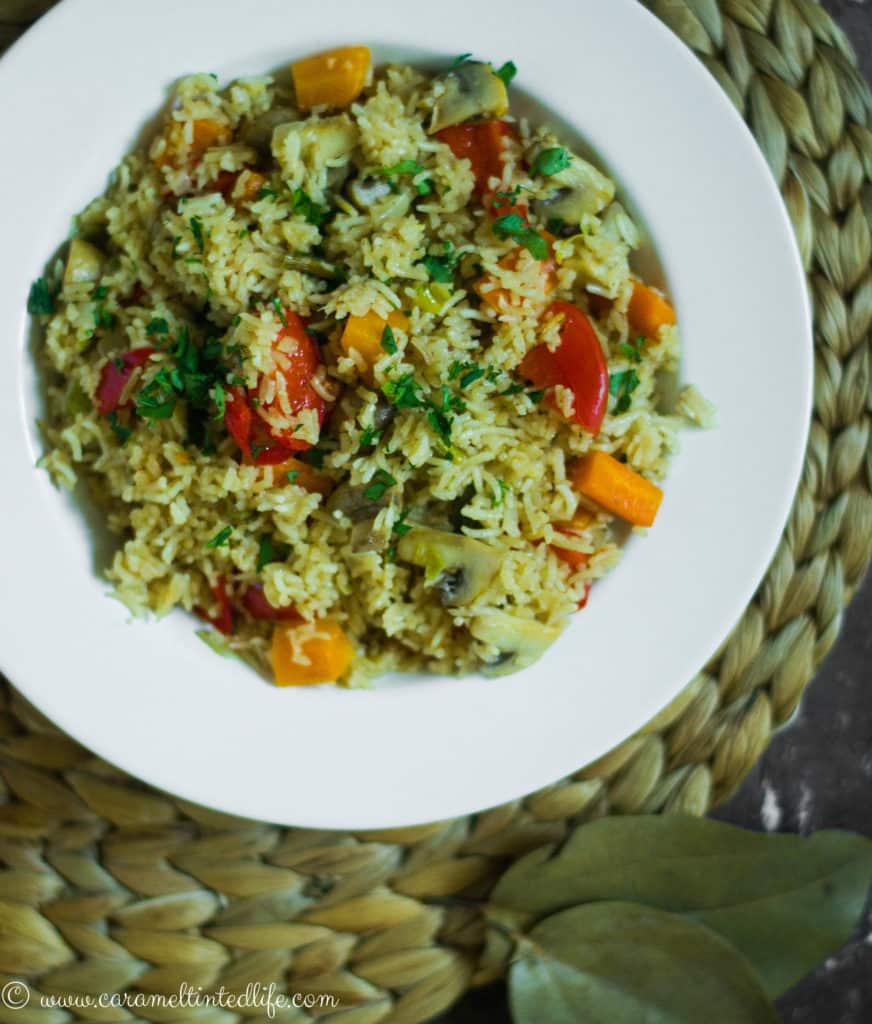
[272,115,358,171]
[530,148,616,232]
[327,482,394,552]
[397,527,501,606]
[239,105,298,151]
[64,239,104,286]
[470,610,562,676]
[429,61,508,134]
[347,175,393,209]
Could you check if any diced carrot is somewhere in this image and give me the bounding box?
[340,309,409,368]
[271,619,354,686]
[569,451,663,528]
[627,281,676,338]
[550,511,594,570]
[273,457,333,496]
[292,46,370,110]
[233,169,268,204]
[476,247,557,313]
[155,117,232,169]
[552,546,590,571]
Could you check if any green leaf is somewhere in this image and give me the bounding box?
[495,60,517,85]
[205,525,233,549]
[531,147,570,177]
[492,815,872,999]
[381,324,398,354]
[509,902,777,1024]
[27,277,55,315]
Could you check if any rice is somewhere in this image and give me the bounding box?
[34,53,708,687]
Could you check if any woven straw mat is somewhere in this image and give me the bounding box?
[0,1,870,1021]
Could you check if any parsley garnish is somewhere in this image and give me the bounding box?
[135,368,178,420]
[364,468,397,502]
[190,217,205,252]
[382,373,460,451]
[381,324,398,354]
[495,60,517,85]
[271,297,288,326]
[382,372,423,409]
[93,285,109,300]
[256,534,288,572]
[527,389,545,404]
[291,188,327,226]
[107,412,131,444]
[451,53,472,67]
[377,160,426,177]
[171,235,183,259]
[146,317,169,336]
[618,337,645,363]
[460,366,485,388]
[493,479,509,507]
[421,242,458,284]
[27,277,55,315]
[531,147,571,177]
[392,508,412,537]
[206,526,233,549]
[501,381,526,396]
[610,368,640,414]
[492,214,549,260]
[257,186,278,201]
[212,382,226,421]
[286,469,300,485]
[94,301,117,331]
[359,426,383,450]
[303,446,328,469]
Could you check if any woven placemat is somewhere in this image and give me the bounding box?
[1,1,871,1020]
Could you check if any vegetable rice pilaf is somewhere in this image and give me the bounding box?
[33,47,714,687]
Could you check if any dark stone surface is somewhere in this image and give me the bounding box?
[440,2,872,1021]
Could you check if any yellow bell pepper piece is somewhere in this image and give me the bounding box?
[292,46,371,111]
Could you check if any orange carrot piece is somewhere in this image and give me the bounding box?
[340,309,409,367]
[292,46,370,110]
[550,511,594,570]
[271,619,354,686]
[155,117,231,168]
[570,451,663,528]
[476,248,557,312]
[273,457,333,496]
[233,169,269,204]
[627,281,676,338]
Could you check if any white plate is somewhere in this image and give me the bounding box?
[0,0,812,828]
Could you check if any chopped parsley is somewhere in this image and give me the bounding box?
[291,188,327,226]
[420,242,458,284]
[190,216,205,252]
[364,468,397,502]
[493,479,509,507]
[107,412,131,444]
[492,213,549,260]
[93,300,117,331]
[609,368,641,414]
[381,324,398,354]
[376,160,426,177]
[93,285,109,300]
[501,381,526,396]
[146,317,169,336]
[448,360,488,389]
[27,277,55,315]
[286,469,300,485]
[451,53,472,67]
[303,446,328,469]
[531,147,571,177]
[171,235,183,259]
[257,185,279,201]
[271,297,288,326]
[359,426,383,450]
[212,382,226,421]
[392,507,412,537]
[382,372,423,410]
[382,372,459,452]
[527,388,545,405]
[495,60,517,85]
[135,368,178,420]
[618,337,645,363]
[257,534,288,572]
[205,526,233,549]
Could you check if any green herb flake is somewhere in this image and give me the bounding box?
[531,147,571,177]
[415,178,433,196]
[617,337,645,363]
[363,468,397,502]
[610,368,641,414]
[92,285,109,300]
[135,368,177,421]
[450,52,472,67]
[291,188,326,226]
[285,469,300,485]
[492,214,549,260]
[190,217,205,252]
[359,426,383,450]
[392,508,412,537]
[257,185,278,201]
[27,277,55,315]
[256,534,286,572]
[527,388,545,405]
[495,60,517,85]
[493,479,509,507]
[271,297,288,326]
[381,324,398,354]
[377,159,426,177]
[501,382,526,396]
[146,317,169,336]
[383,372,424,410]
[205,525,233,549]
[460,366,486,389]
[212,382,226,421]
[107,412,131,444]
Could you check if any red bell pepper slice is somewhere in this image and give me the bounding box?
[436,120,515,197]
[96,347,154,415]
[195,577,233,636]
[520,301,609,435]
[242,583,301,622]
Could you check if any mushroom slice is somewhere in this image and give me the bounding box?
[530,148,616,232]
[64,239,104,286]
[470,610,562,676]
[429,61,509,134]
[347,175,393,210]
[239,105,298,151]
[397,528,501,606]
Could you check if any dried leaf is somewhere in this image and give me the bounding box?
[509,902,777,1024]
[492,815,872,997]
